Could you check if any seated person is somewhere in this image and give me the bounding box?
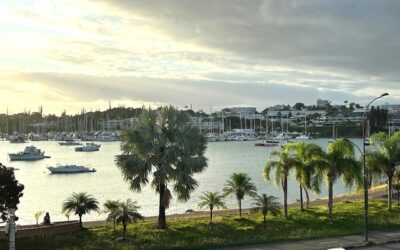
[43,212,51,225]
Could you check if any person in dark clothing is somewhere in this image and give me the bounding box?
[43,212,50,225]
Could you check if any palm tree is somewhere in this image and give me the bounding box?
[393,169,400,205]
[366,131,400,210]
[252,193,280,229]
[103,200,121,230]
[115,106,208,229]
[115,199,143,240]
[62,192,99,229]
[264,146,301,219]
[285,142,323,210]
[313,139,361,219]
[198,191,226,224]
[223,172,257,218]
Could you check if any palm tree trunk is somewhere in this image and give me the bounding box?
[397,187,400,205]
[263,214,266,230]
[158,183,167,229]
[299,184,304,211]
[284,175,288,219]
[303,185,310,209]
[79,214,83,229]
[328,179,333,219]
[123,223,126,239]
[210,209,213,224]
[238,198,242,218]
[388,175,393,210]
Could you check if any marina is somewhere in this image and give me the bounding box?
[0,139,361,225]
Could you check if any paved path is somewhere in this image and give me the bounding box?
[219,228,400,250]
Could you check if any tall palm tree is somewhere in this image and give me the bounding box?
[264,146,301,219]
[223,172,257,218]
[115,199,143,240]
[393,169,400,206]
[252,193,280,229]
[366,131,400,210]
[103,200,121,230]
[62,192,99,229]
[313,139,361,219]
[285,142,323,210]
[198,191,226,224]
[115,106,208,229]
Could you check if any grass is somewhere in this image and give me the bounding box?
[2,199,400,250]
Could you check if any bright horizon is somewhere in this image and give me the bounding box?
[1,0,399,115]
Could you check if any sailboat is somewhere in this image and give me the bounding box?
[328,119,337,143]
[294,115,311,140]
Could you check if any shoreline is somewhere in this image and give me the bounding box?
[83,184,389,228]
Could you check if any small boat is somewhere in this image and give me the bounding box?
[294,134,312,140]
[9,136,26,143]
[255,140,280,147]
[58,140,82,146]
[47,165,96,174]
[8,146,49,161]
[75,143,101,152]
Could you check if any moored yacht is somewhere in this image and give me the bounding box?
[294,134,311,140]
[58,140,82,146]
[75,142,101,152]
[8,146,49,161]
[47,165,96,174]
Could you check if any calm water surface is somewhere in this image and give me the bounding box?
[0,139,363,225]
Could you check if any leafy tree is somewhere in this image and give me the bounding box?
[264,147,300,218]
[252,193,280,230]
[103,200,121,230]
[62,192,99,229]
[367,132,400,210]
[293,103,305,111]
[115,199,143,240]
[313,139,361,218]
[115,106,208,229]
[198,191,226,224]
[0,164,24,222]
[223,172,257,218]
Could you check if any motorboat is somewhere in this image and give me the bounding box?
[9,135,26,143]
[75,143,101,152]
[29,133,48,141]
[96,135,118,142]
[255,139,280,147]
[294,134,312,140]
[58,140,82,146]
[47,165,96,174]
[8,146,49,161]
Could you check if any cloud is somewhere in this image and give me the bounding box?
[0,0,398,114]
[93,0,400,84]
[3,71,394,115]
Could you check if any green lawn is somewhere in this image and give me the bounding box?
[2,200,400,250]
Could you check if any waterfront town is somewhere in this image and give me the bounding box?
[1,99,399,141]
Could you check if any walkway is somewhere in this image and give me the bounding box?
[220,228,400,250]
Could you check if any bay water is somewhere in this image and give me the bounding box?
[0,139,362,225]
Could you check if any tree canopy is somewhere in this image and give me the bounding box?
[0,164,24,222]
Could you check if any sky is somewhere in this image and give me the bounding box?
[0,0,399,115]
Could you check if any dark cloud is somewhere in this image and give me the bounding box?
[94,0,400,86]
